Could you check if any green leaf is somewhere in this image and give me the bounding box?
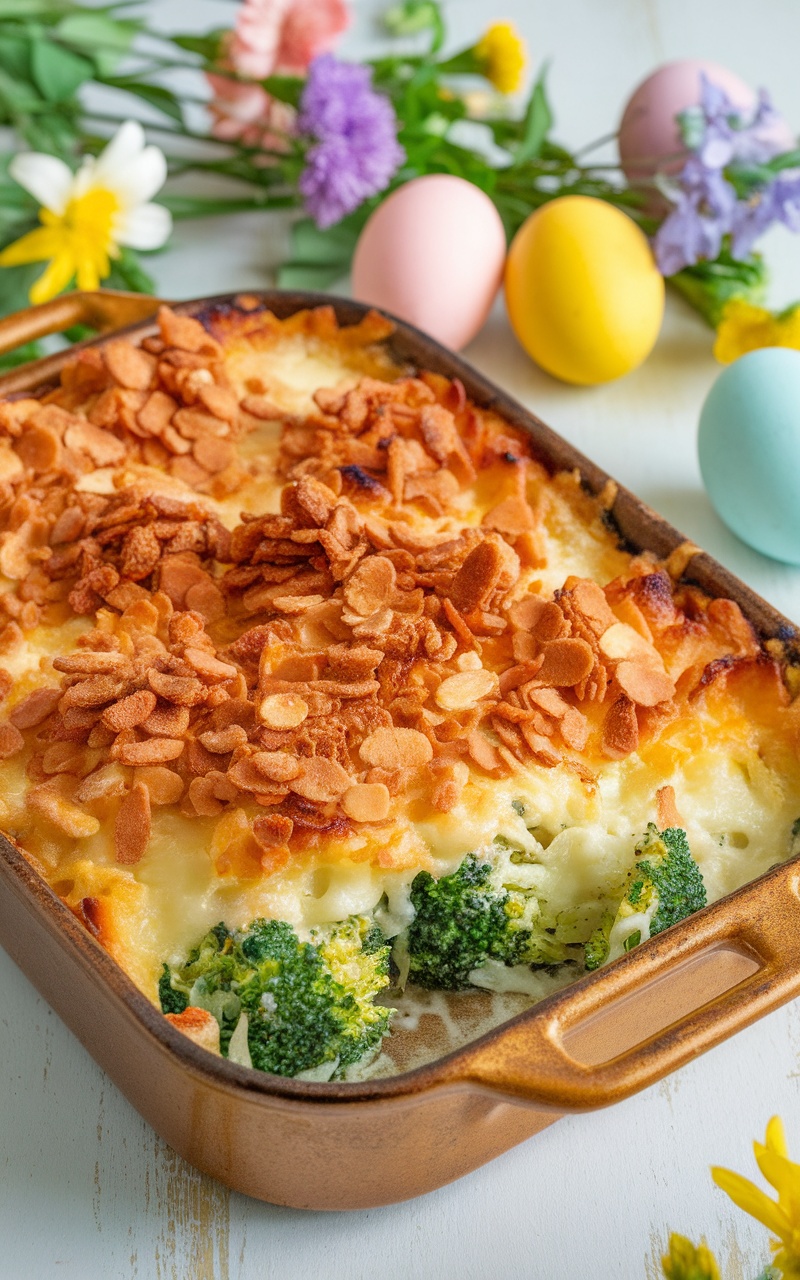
[101,77,184,123]
[514,63,552,165]
[172,30,226,61]
[0,1,71,14]
[31,38,93,101]
[56,11,139,75]
[0,64,42,113]
[277,216,361,289]
[261,73,304,108]
[0,34,32,82]
[669,248,768,328]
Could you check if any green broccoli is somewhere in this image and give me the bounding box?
[404,851,571,990]
[159,915,393,1077]
[584,824,706,971]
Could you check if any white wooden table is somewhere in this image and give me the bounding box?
[3,2,800,1276]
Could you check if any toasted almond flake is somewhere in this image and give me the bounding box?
[115,781,151,864]
[341,781,391,822]
[435,669,498,711]
[184,579,226,623]
[482,495,535,536]
[143,703,190,736]
[103,340,154,391]
[148,670,207,705]
[560,707,590,752]
[615,661,675,707]
[360,726,433,770]
[133,765,184,805]
[183,648,239,682]
[41,741,91,775]
[537,638,594,687]
[53,652,127,675]
[138,389,177,435]
[599,622,662,666]
[193,435,235,473]
[65,419,128,467]
[10,691,57,732]
[519,722,561,766]
[568,580,616,633]
[101,690,158,732]
[15,422,61,473]
[526,687,570,718]
[75,763,128,804]
[290,756,351,802]
[252,812,293,850]
[602,695,640,759]
[30,781,100,838]
[656,784,683,829]
[0,722,24,758]
[259,692,309,730]
[343,556,396,616]
[455,651,483,671]
[199,725,248,754]
[188,776,224,817]
[114,737,185,766]
[252,751,300,783]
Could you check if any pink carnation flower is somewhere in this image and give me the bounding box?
[207,0,349,149]
[206,74,294,150]
[229,0,349,79]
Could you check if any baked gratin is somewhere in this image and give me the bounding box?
[0,300,799,1081]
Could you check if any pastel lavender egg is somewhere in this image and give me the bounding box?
[351,175,507,351]
[618,60,794,206]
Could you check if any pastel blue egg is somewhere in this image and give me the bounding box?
[698,347,800,565]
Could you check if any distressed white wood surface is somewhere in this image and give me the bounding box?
[3,2,800,1276]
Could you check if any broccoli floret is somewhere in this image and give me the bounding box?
[159,916,393,1077]
[405,851,571,990]
[585,825,706,971]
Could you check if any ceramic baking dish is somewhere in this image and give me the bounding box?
[1,288,800,1212]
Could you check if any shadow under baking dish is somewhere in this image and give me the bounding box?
[1,289,800,1211]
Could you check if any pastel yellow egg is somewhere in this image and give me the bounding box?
[504,196,665,386]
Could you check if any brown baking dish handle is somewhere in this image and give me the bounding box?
[0,289,166,394]
[0,289,165,352]
[454,857,800,1109]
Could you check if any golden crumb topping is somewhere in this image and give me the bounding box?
[0,301,796,988]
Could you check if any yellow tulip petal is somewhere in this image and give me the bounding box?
[766,1116,789,1159]
[711,1166,793,1240]
[0,226,63,268]
[29,252,76,305]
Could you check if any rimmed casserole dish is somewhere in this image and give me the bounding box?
[1,288,800,1211]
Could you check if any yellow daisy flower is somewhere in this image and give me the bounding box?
[714,298,800,364]
[712,1116,800,1279]
[475,22,526,95]
[661,1232,722,1280]
[0,121,171,305]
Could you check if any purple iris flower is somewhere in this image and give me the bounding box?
[732,170,800,257]
[297,54,405,228]
[653,155,737,275]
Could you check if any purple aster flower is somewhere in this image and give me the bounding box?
[297,53,405,228]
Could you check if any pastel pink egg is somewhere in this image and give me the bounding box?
[351,174,507,351]
[619,59,794,198]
